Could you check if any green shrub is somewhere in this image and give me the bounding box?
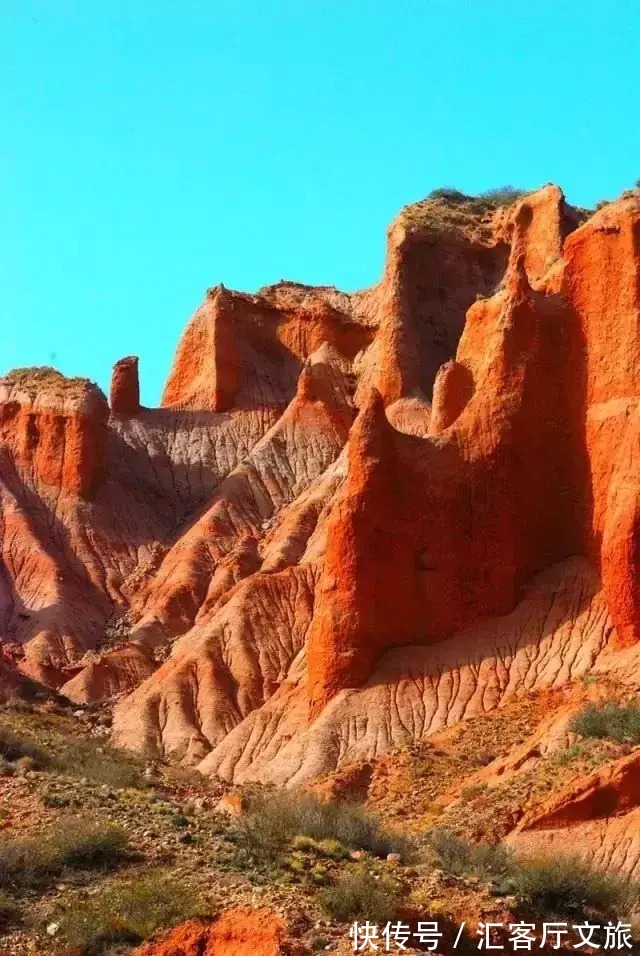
[291,835,348,859]
[460,783,488,802]
[0,820,128,891]
[551,743,588,766]
[320,866,400,923]
[54,872,211,954]
[0,835,60,890]
[512,855,639,919]
[427,829,639,920]
[54,820,129,869]
[0,725,48,767]
[427,187,470,204]
[570,701,640,743]
[480,186,527,206]
[239,791,412,862]
[426,828,511,879]
[53,739,146,788]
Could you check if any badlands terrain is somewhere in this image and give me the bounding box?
[2,183,640,953]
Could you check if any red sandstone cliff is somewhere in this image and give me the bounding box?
[2,185,640,831]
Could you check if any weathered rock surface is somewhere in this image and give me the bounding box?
[3,185,640,843]
[110,355,140,416]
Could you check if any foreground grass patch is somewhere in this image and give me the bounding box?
[512,855,639,919]
[570,701,640,744]
[0,717,147,789]
[319,865,400,923]
[238,790,412,863]
[0,819,128,891]
[53,872,212,954]
[52,739,147,789]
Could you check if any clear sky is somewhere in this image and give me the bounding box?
[1,0,638,405]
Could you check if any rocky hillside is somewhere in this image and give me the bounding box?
[2,183,640,952]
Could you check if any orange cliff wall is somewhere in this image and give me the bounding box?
[0,369,108,500]
[306,186,625,717]
[161,283,373,412]
[563,197,640,646]
[307,253,578,716]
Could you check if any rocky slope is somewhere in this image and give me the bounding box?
[2,182,640,909]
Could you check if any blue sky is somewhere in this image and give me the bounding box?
[1,0,638,405]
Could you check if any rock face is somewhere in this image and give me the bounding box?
[3,184,640,838]
[0,367,108,499]
[110,356,140,416]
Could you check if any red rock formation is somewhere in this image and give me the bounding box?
[308,250,577,714]
[519,749,640,830]
[110,355,140,416]
[162,283,371,411]
[135,909,298,956]
[4,183,640,815]
[0,367,108,499]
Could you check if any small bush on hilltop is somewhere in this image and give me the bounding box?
[53,872,212,954]
[239,790,413,862]
[480,185,527,206]
[570,701,640,744]
[319,865,400,923]
[427,187,471,204]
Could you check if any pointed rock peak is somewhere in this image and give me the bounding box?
[295,343,353,411]
[162,289,240,411]
[110,356,140,416]
[348,386,392,475]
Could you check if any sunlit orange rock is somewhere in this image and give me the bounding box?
[135,909,297,956]
[110,355,140,416]
[0,367,108,499]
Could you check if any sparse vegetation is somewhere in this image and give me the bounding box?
[0,891,20,929]
[319,865,400,922]
[426,186,526,208]
[427,187,470,204]
[550,742,588,766]
[0,820,128,891]
[0,725,49,768]
[238,791,412,863]
[52,738,147,789]
[480,185,527,206]
[460,782,488,802]
[512,855,639,919]
[570,701,640,744]
[426,828,511,880]
[426,828,639,919]
[52,872,212,954]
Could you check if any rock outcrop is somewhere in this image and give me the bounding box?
[110,355,140,416]
[0,367,108,499]
[135,909,298,956]
[2,184,640,830]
